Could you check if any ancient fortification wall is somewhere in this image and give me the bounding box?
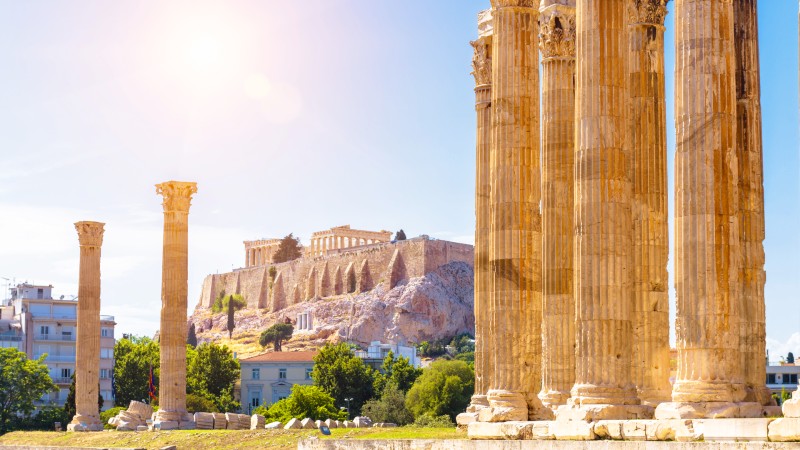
[196,237,473,313]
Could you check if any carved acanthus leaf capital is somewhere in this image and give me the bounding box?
[75,221,105,247]
[471,39,492,86]
[539,7,576,59]
[629,0,669,26]
[156,181,197,213]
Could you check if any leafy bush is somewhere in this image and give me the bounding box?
[186,393,218,413]
[405,360,473,421]
[412,413,454,428]
[361,383,413,425]
[257,385,347,423]
[212,293,246,313]
[100,406,124,429]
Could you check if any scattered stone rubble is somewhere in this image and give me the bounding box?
[107,401,153,432]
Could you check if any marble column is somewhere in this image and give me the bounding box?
[628,0,671,407]
[154,181,197,426]
[481,0,549,422]
[734,0,773,409]
[561,0,649,421]
[655,0,759,420]
[537,0,576,412]
[68,221,105,432]
[465,10,493,417]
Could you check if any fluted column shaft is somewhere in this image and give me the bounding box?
[471,32,493,405]
[734,0,771,407]
[485,0,548,421]
[70,222,105,431]
[671,0,743,405]
[538,1,576,411]
[571,0,639,407]
[155,181,197,423]
[629,0,671,407]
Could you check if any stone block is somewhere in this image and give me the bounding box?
[284,418,303,429]
[136,425,148,432]
[556,404,653,421]
[479,391,528,422]
[301,418,317,429]
[324,419,338,428]
[251,414,266,430]
[212,412,227,430]
[550,420,596,440]
[353,416,372,428]
[693,418,772,442]
[153,421,178,431]
[764,406,783,417]
[467,421,535,440]
[621,420,651,440]
[531,422,554,440]
[342,420,352,428]
[645,419,692,441]
[456,412,478,426]
[178,420,196,430]
[782,397,800,418]
[266,421,283,429]
[768,417,800,441]
[593,420,623,440]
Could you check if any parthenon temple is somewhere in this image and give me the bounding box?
[463,0,798,435]
[308,225,392,257]
[244,238,281,268]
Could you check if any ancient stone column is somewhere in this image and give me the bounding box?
[537,0,576,412]
[480,0,549,422]
[734,0,773,410]
[464,10,493,419]
[628,0,671,407]
[561,0,649,421]
[154,181,197,427]
[655,0,759,419]
[68,221,105,432]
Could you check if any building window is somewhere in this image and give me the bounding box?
[768,373,777,384]
[37,288,44,299]
[788,374,799,384]
[100,369,110,379]
[40,326,49,336]
[305,368,312,380]
[100,348,113,359]
[101,328,111,338]
[61,368,72,378]
[252,368,260,380]
[279,368,287,379]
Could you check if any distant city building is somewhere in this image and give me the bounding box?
[239,350,317,413]
[5,283,116,410]
[355,341,420,371]
[766,363,800,402]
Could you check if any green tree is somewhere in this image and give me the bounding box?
[394,229,407,241]
[63,374,103,420]
[272,233,303,264]
[374,351,421,394]
[186,343,240,412]
[788,352,795,364]
[211,292,246,313]
[361,382,413,425]
[113,336,160,406]
[227,296,236,339]
[253,385,346,423]
[259,323,294,352]
[311,343,376,417]
[405,360,473,421]
[186,393,218,413]
[187,322,197,347]
[0,348,57,434]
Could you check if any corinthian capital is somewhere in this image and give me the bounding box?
[75,221,105,247]
[471,39,492,86]
[156,181,197,213]
[629,0,669,26]
[491,0,538,8]
[539,5,576,59]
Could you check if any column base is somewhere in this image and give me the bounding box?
[467,394,490,413]
[555,404,653,422]
[539,389,571,411]
[654,401,764,419]
[477,390,528,422]
[153,410,194,430]
[67,414,103,432]
[636,388,671,408]
[671,380,738,403]
[747,385,778,407]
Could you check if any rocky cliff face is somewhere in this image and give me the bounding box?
[189,261,474,354]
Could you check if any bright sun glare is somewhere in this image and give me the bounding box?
[185,33,224,70]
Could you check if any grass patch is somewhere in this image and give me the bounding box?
[0,427,464,450]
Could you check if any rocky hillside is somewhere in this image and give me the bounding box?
[189,261,474,358]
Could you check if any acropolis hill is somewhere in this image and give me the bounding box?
[190,229,475,355]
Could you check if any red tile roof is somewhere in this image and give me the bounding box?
[240,350,318,363]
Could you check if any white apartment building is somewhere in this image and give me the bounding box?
[355,341,420,371]
[239,350,317,414]
[7,283,116,410]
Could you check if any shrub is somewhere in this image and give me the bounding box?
[212,293,246,313]
[186,393,218,413]
[100,406,124,429]
[412,413,454,428]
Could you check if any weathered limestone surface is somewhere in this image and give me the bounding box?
[484,0,549,422]
[154,181,197,426]
[734,0,772,408]
[656,0,750,419]
[628,0,671,408]
[467,8,493,417]
[68,221,105,432]
[566,0,644,419]
[538,0,576,412]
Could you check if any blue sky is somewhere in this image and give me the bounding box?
[0,1,798,360]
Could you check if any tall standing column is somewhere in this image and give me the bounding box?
[154,181,197,427]
[734,0,773,409]
[538,0,576,412]
[562,0,649,421]
[463,10,493,420]
[68,221,105,432]
[481,0,549,422]
[655,0,759,419]
[628,0,671,407]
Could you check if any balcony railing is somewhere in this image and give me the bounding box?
[52,377,72,385]
[31,314,77,320]
[100,315,115,322]
[34,334,75,342]
[34,354,75,362]
[0,335,21,342]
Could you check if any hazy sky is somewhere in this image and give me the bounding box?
[1,1,798,361]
